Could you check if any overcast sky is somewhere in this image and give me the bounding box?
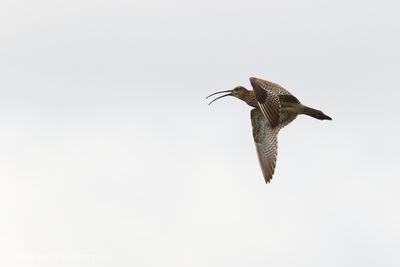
[1,0,399,266]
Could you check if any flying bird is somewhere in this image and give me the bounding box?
[206,77,332,183]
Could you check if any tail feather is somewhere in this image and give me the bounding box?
[301,105,332,120]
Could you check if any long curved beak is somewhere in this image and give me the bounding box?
[205,90,233,105]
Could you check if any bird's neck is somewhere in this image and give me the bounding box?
[240,91,258,108]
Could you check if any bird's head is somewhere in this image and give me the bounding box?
[206,86,248,105]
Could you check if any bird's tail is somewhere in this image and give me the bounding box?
[300,105,332,120]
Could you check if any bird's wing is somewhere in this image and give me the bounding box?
[251,108,280,183]
[250,77,292,95]
[249,77,293,128]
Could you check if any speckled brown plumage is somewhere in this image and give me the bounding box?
[206,77,332,183]
[251,108,279,183]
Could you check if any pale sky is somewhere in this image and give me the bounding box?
[1,0,399,266]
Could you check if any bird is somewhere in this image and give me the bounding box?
[206,77,332,183]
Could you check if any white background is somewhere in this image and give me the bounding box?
[1,0,399,266]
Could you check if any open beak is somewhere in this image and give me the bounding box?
[205,90,233,105]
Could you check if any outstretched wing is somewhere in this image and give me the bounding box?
[251,108,280,183]
[249,77,294,128]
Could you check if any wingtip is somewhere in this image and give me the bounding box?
[249,77,258,86]
[264,173,273,184]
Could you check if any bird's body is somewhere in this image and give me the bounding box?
[207,77,331,183]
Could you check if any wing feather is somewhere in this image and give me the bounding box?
[251,109,280,183]
[250,77,296,129]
